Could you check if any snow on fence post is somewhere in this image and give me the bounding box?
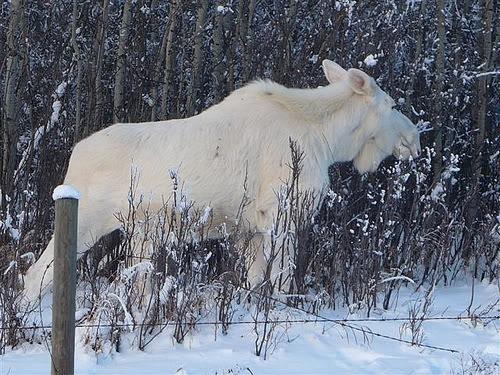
[51,185,80,375]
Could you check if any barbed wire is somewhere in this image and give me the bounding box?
[3,255,498,354]
[236,285,499,353]
[0,315,498,332]
[3,289,499,355]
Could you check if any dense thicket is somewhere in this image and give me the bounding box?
[0,0,497,291]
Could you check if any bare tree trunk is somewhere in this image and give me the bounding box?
[282,0,298,83]
[113,0,133,123]
[462,0,494,261]
[160,0,182,119]
[71,0,83,143]
[150,2,173,121]
[150,36,169,121]
[213,2,225,102]
[406,0,427,112]
[450,0,468,111]
[186,0,209,116]
[472,0,493,176]
[431,0,446,184]
[236,0,257,83]
[243,0,256,82]
[133,0,151,122]
[224,6,236,93]
[2,0,25,218]
[93,0,109,130]
[175,19,188,117]
[84,0,109,136]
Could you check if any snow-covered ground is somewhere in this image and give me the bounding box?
[1,281,498,374]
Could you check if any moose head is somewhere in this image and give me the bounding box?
[322,59,421,173]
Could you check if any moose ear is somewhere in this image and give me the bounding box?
[347,68,374,96]
[322,59,347,84]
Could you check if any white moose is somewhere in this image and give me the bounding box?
[24,60,420,300]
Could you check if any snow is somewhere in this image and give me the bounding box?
[492,220,500,245]
[462,71,500,80]
[55,82,67,97]
[20,252,35,264]
[377,275,415,285]
[142,93,154,107]
[52,185,81,201]
[364,54,378,67]
[474,71,500,78]
[216,5,233,14]
[309,54,319,64]
[0,212,20,241]
[50,101,62,124]
[199,206,212,225]
[1,281,498,374]
[140,5,150,14]
[430,182,444,201]
[3,260,17,275]
[14,81,66,187]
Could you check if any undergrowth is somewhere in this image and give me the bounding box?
[0,143,498,355]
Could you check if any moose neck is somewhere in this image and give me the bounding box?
[303,91,370,169]
[267,80,371,167]
[247,79,353,124]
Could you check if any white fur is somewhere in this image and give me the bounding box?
[24,60,420,299]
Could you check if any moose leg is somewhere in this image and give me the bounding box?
[247,232,294,293]
[23,236,57,302]
[23,204,120,303]
[246,233,267,286]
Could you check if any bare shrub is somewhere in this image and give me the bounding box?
[1,141,497,358]
[399,286,434,346]
[452,351,499,375]
[76,168,250,352]
[0,244,37,352]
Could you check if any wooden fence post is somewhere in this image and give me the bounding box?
[51,185,79,375]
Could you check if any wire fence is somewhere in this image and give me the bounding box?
[2,283,498,355]
[2,257,498,355]
[2,315,498,331]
